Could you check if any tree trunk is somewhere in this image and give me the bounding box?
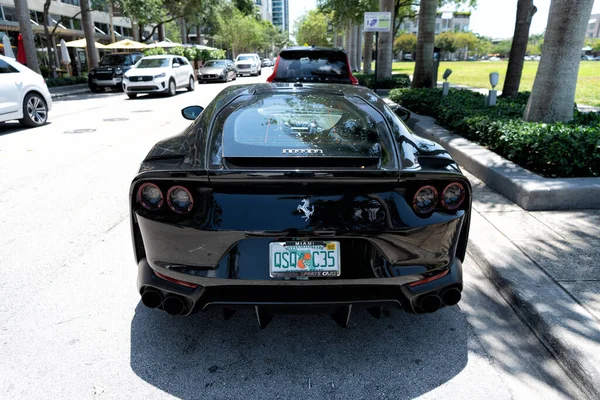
[158,24,166,42]
[80,0,98,69]
[523,0,595,122]
[355,25,362,72]
[346,24,355,71]
[131,19,139,41]
[412,0,436,88]
[13,0,41,73]
[42,1,58,77]
[363,31,373,74]
[376,0,394,79]
[180,18,187,44]
[196,25,202,45]
[502,0,537,98]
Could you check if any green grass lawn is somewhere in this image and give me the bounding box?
[391,61,600,108]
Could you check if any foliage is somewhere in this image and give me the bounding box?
[491,39,512,57]
[394,33,417,55]
[435,31,459,54]
[184,47,197,61]
[167,46,185,56]
[143,47,165,56]
[45,76,87,87]
[353,73,411,89]
[295,10,330,47]
[389,88,600,177]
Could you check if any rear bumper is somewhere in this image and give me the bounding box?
[137,256,463,316]
[90,77,122,87]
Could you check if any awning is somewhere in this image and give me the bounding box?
[62,38,106,48]
[104,39,147,49]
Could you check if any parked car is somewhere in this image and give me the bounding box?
[261,58,272,67]
[234,53,262,76]
[581,55,595,61]
[594,56,600,61]
[130,82,470,325]
[403,53,413,61]
[267,46,358,85]
[123,55,195,99]
[0,54,52,127]
[197,59,236,83]
[88,52,143,92]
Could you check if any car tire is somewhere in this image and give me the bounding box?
[89,84,102,93]
[187,76,195,91]
[167,79,176,97]
[19,92,48,128]
[126,93,137,99]
[258,68,262,76]
[117,83,124,92]
[233,73,237,81]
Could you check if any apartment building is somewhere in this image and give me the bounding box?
[587,14,600,38]
[399,11,471,35]
[271,0,289,34]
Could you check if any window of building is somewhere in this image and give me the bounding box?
[435,23,440,33]
[1,5,16,22]
[61,0,81,6]
[72,18,82,30]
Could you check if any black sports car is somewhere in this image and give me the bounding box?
[130,83,471,327]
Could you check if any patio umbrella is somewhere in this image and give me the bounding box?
[146,41,182,49]
[2,34,15,58]
[104,39,147,50]
[62,38,106,49]
[60,39,71,66]
[16,34,26,64]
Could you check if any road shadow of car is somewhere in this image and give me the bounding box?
[130,304,468,399]
[0,121,50,136]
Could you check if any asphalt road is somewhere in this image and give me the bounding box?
[0,70,584,399]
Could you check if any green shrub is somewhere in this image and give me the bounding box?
[143,47,165,56]
[389,88,600,178]
[184,47,197,61]
[167,46,185,56]
[45,76,87,88]
[354,73,411,89]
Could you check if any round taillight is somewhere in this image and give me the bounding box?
[167,186,194,214]
[137,183,163,210]
[441,182,465,210]
[413,185,438,214]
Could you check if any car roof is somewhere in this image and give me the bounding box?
[143,55,178,59]
[280,46,347,54]
[221,82,377,103]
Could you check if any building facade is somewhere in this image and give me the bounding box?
[587,14,600,38]
[271,0,289,34]
[255,0,272,24]
[399,11,471,35]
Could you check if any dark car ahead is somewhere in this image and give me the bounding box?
[130,83,471,327]
[197,59,237,83]
[267,46,358,85]
[88,52,143,92]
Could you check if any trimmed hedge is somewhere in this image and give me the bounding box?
[354,73,411,89]
[45,76,87,88]
[389,88,600,178]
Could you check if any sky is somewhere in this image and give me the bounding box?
[288,0,600,40]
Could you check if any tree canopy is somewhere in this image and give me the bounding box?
[294,10,330,46]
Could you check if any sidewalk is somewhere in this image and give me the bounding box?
[464,170,600,399]
[381,92,600,397]
[49,84,90,100]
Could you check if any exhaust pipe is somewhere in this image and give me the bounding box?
[441,288,462,306]
[420,295,442,313]
[162,296,186,315]
[141,289,163,309]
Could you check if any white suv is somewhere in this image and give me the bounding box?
[123,55,195,99]
[0,54,52,127]
[234,53,261,76]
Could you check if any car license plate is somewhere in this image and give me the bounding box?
[269,241,340,278]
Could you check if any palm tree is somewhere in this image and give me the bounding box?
[411,0,436,88]
[502,0,537,98]
[523,0,595,122]
[376,0,394,79]
[13,0,41,73]
[80,0,99,69]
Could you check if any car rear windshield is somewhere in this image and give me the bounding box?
[274,50,350,83]
[220,94,381,159]
[137,58,169,68]
[237,56,254,61]
[100,54,129,66]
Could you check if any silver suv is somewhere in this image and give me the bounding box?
[234,53,262,76]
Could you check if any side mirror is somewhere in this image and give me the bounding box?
[182,105,204,120]
[392,105,411,122]
[173,63,181,68]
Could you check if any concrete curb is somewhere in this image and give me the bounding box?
[406,114,600,210]
[50,84,90,100]
[466,211,600,399]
